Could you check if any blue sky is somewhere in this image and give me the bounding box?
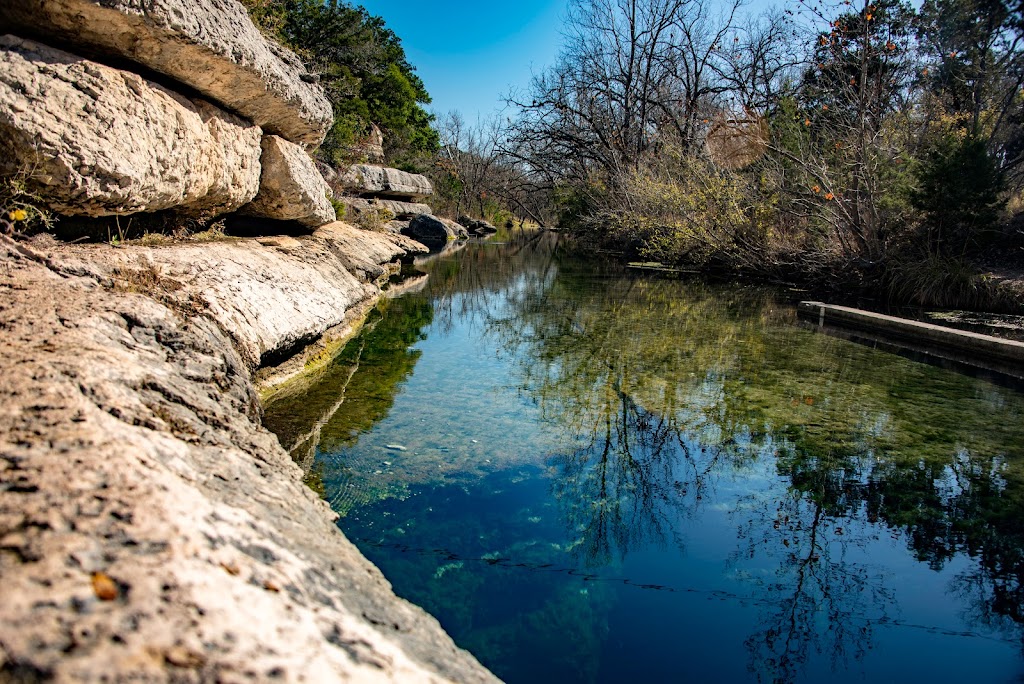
[358,0,570,122]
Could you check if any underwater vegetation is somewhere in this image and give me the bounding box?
[265,234,1024,682]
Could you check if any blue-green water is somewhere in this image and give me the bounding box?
[264,232,1024,683]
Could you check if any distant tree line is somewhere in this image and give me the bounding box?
[497,0,1024,306]
[242,0,1024,306]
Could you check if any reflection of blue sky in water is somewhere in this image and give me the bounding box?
[265,233,1024,683]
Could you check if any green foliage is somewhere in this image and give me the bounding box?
[913,131,1006,253]
[241,0,439,166]
[0,162,54,234]
[353,201,395,232]
[330,196,348,220]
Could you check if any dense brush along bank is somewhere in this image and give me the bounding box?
[263,230,1024,683]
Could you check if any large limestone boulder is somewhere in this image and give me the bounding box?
[0,0,333,146]
[0,35,261,217]
[458,215,499,236]
[402,214,468,248]
[241,136,336,227]
[341,164,434,200]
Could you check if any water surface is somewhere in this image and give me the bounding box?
[264,232,1024,683]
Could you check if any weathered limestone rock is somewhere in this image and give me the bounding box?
[0,0,333,145]
[336,196,432,220]
[387,219,412,235]
[341,164,434,200]
[54,223,417,370]
[0,231,496,682]
[442,216,470,240]
[378,199,433,219]
[347,123,385,164]
[458,215,499,236]
[402,214,468,247]
[241,136,336,228]
[0,36,262,217]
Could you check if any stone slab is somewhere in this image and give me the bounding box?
[798,301,1024,379]
[0,35,262,217]
[0,0,333,145]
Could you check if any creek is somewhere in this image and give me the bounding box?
[264,230,1024,683]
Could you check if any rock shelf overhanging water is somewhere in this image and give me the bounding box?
[0,228,498,682]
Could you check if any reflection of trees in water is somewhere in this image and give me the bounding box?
[419,230,561,337]
[867,449,1024,645]
[489,268,783,564]
[477,245,1024,675]
[261,296,434,513]
[268,232,1024,678]
[550,392,686,565]
[733,441,894,681]
[737,426,1024,679]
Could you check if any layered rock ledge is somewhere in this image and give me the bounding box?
[340,165,434,201]
[0,0,333,146]
[0,229,498,683]
[0,35,263,218]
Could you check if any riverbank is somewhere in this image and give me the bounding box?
[254,235,1024,682]
[0,228,498,682]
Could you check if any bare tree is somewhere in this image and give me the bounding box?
[506,0,749,186]
[432,112,556,226]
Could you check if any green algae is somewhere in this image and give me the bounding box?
[262,233,1024,681]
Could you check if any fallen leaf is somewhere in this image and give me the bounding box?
[91,572,118,601]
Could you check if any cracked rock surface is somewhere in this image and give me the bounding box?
[0,35,263,218]
[0,0,333,146]
[0,230,497,683]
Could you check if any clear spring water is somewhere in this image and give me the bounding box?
[263,232,1024,683]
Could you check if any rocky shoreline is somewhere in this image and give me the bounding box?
[0,227,498,682]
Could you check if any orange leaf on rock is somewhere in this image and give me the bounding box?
[91,572,118,601]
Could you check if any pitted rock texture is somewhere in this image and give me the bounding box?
[51,222,425,371]
[241,136,336,227]
[335,196,433,220]
[0,0,333,145]
[0,35,262,217]
[341,165,435,200]
[0,232,495,683]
